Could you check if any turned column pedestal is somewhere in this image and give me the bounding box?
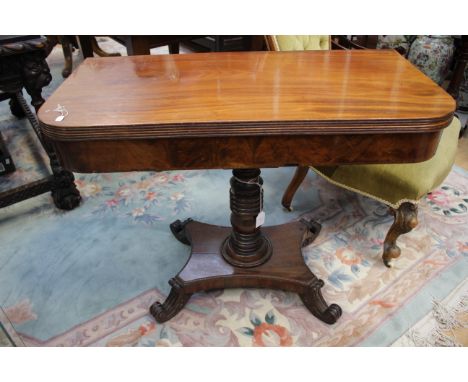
[37,51,454,327]
[150,168,342,324]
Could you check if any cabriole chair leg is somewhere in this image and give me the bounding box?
[281,166,309,211]
[382,202,418,267]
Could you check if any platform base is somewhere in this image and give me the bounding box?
[150,218,342,325]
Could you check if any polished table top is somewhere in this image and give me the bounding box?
[39,50,454,141]
[38,50,455,172]
[36,50,457,324]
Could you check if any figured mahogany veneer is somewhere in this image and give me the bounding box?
[38,50,454,172]
[40,50,453,136]
[52,133,441,173]
[37,50,455,325]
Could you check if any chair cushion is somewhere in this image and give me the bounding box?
[312,117,461,208]
[275,35,330,51]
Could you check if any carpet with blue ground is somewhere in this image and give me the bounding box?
[0,44,467,346]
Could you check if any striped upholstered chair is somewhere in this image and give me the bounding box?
[265,35,461,267]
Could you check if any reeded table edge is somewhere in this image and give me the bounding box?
[39,113,454,141]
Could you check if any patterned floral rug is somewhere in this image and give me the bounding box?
[392,277,468,346]
[0,321,14,347]
[0,44,467,347]
[0,307,23,347]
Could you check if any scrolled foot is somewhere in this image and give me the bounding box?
[299,279,342,324]
[150,278,192,323]
[382,202,418,267]
[320,304,343,324]
[51,170,81,210]
[300,218,322,247]
[169,218,193,245]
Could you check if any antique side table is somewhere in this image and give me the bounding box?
[38,50,455,324]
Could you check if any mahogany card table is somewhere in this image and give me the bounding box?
[38,50,455,324]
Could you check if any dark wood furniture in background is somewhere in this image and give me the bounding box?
[77,35,266,58]
[56,35,265,77]
[183,36,265,52]
[331,35,369,50]
[47,36,121,78]
[350,35,379,49]
[78,35,202,57]
[38,50,454,324]
[0,35,80,210]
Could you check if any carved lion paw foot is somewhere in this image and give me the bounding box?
[51,170,81,210]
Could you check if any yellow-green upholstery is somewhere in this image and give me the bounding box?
[271,35,330,51]
[313,117,461,208]
[267,35,460,208]
[267,35,460,265]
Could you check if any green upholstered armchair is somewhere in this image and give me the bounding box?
[265,35,461,267]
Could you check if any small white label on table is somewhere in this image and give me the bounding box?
[255,211,265,228]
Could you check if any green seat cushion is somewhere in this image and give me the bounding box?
[312,117,461,208]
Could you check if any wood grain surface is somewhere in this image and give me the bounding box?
[51,132,441,172]
[35,50,456,323]
[38,50,455,141]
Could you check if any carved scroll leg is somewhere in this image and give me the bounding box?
[299,220,341,324]
[300,218,322,247]
[170,218,193,245]
[150,278,192,323]
[299,279,342,324]
[382,202,418,267]
[281,166,309,211]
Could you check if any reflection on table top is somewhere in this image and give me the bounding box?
[39,50,455,141]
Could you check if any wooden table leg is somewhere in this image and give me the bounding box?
[168,43,179,54]
[281,166,309,211]
[59,35,73,78]
[77,35,94,58]
[127,36,151,56]
[14,92,81,210]
[150,168,342,325]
